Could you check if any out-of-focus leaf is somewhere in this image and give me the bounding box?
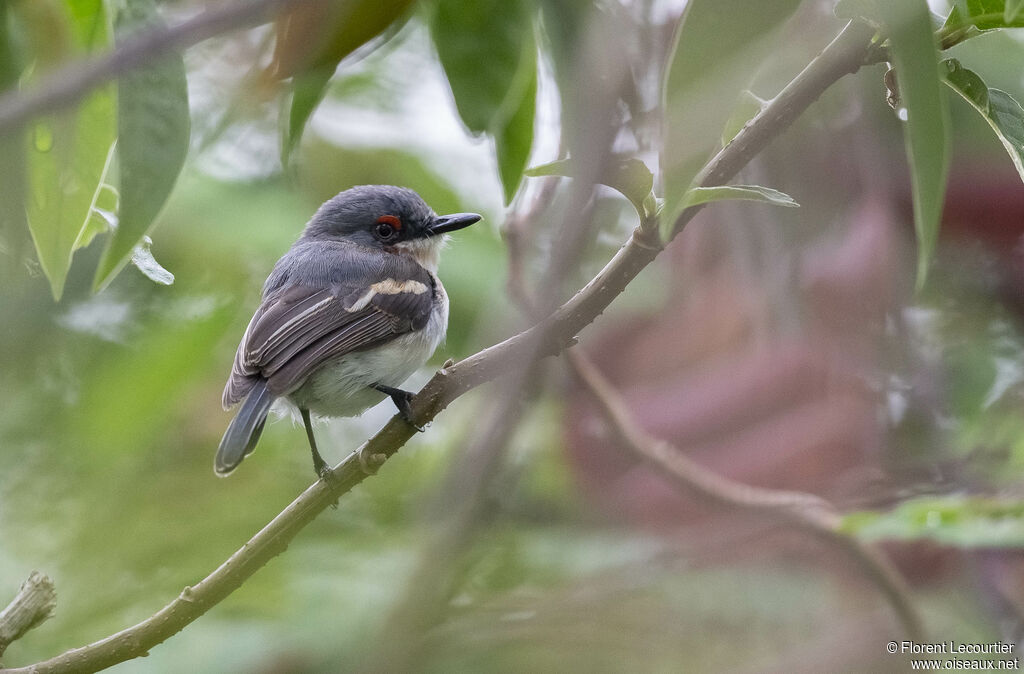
[270,0,415,80]
[94,0,190,291]
[661,0,803,230]
[431,0,536,204]
[25,0,114,299]
[526,156,654,216]
[842,496,1024,548]
[721,91,766,147]
[278,0,415,160]
[495,42,537,204]
[845,0,950,289]
[283,66,333,162]
[942,0,1024,29]
[943,58,1024,182]
[130,235,174,285]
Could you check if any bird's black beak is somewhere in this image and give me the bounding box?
[427,212,481,236]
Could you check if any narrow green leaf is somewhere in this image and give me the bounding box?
[283,67,334,163]
[661,0,803,229]
[942,59,1024,183]
[664,184,798,241]
[94,0,190,291]
[25,0,114,299]
[279,0,415,160]
[871,0,951,290]
[526,156,655,217]
[431,0,536,204]
[495,39,537,204]
[841,496,1024,548]
[681,185,800,209]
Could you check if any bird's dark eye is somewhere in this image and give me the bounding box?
[374,214,402,240]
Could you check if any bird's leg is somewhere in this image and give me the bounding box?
[301,408,334,481]
[371,383,424,432]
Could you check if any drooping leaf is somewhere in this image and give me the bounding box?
[942,58,1024,182]
[431,0,537,204]
[495,40,537,204]
[277,0,415,161]
[270,0,416,81]
[25,0,114,299]
[847,0,950,289]
[663,184,799,241]
[842,496,1024,548]
[942,0,1024,29]
[94,0,190,291]
[526,156,655,217]
[284,66,334,162]
[660,0,803,229]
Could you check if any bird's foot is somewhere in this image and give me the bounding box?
[357,446,387,475]
[372,384,425,432]
[313,454,337,483]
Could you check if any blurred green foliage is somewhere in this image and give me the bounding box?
[2,1,1024,672]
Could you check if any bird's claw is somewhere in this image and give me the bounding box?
[357,447,386,475]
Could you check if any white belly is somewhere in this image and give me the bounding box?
[286,281,448,418]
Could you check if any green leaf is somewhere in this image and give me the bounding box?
[431,0,536,204]
[681,185,800,209]
[25,0,114,299]
[495,41,537,204]
[841,496,1024,548]
[942,59,1024,182]
[661,0,803,229]
[278,0,415,160]
[863,0,951,290]
[1007,0,1024,22]
[664,184,798,241]
[942,0,1024,29]
[283,66,333,163]
[526,156,655,217]
[94,0,190,291]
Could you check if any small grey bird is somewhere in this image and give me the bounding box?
[216,185,480,478]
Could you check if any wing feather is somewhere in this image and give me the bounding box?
[222,246,435,405]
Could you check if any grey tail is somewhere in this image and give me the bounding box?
[215,380,274,476]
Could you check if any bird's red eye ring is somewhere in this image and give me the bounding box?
[374,215,401,240]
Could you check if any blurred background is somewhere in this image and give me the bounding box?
[2,0,1024,671]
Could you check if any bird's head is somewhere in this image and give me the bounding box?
[302,185,481,271]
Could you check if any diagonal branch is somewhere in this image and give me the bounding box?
[0,0,317,133]
[0,20,877,674]
[566,350,925,641]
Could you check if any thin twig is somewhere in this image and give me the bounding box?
[566,349,925,641]
[0,0,317,132]
[0,21,878,674]
[0,572,57,658]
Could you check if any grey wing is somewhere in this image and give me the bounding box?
[222,258,434,407]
